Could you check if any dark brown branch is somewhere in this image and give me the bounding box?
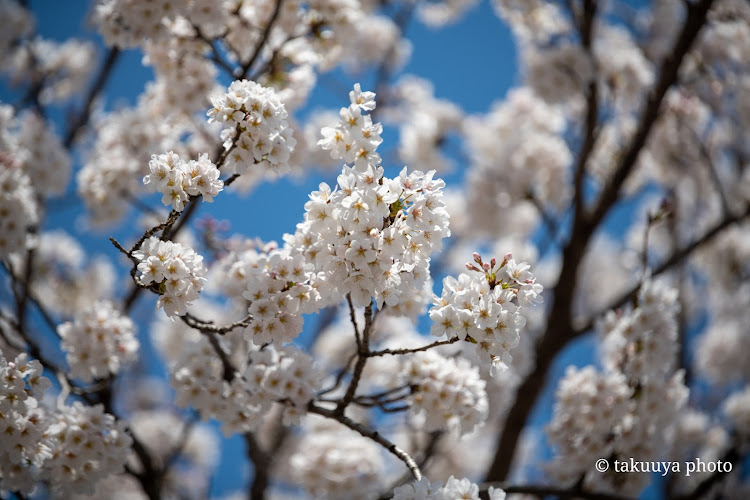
[205,331,238,383]
[316,352,358,397]
[347,294,362,349]
[16,248,34,334]
[572,0,599,219]
[244,432,271,500]
[182,311,253,335]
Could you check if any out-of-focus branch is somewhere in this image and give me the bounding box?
[673,445,742,500]
[571,202,750,338]
[587,0,716,229]
[239,0,283,78]
[572,0,599,219]
[244,432,271,500]
[64,47,120,148]
[484,0,716,483]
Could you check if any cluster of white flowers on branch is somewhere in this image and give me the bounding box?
[143,151,223,211]
[132,237,208,317]
[0,350,131,495]
[429,252,542,374]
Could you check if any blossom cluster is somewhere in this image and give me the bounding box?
[43,402,132,495]
[318,83,382,169]
[58,300,139,382]
[76,94,201,226]
[169,330,321,435]
[207,79,296,183]
[429,252,542,374]
[0,105,73,256]
[0,351,130,495]
[241,248,320,345]
[547,281,689,496]
[0,161,37,257]
[94,0,187,48]
[724,386,750,436]
[282,85,451,313]
[30,230,116,317]
[462,88,571,237]
[400,349,488,434]
[143,151,223,211]
[133,236,207,317]
[386,76,463,172]
[0,352,51,493]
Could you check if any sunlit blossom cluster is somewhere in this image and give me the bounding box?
[393,476,506,500]
[241,248,320,345]
[133,237,207,317]
[281,85,452,311]
[0,352,51,493]
[143,151,223,211]
[207,79,296,184]
[429,252,542,374]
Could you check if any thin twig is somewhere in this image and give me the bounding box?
[181,311,253,335]
[368,336,460,357]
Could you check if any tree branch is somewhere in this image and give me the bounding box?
[336,303,373,416]
[368,336,460,357]
[308,402,422,481]
[64,47,120,148]
[587,0,716,229]
[484,0,716,482]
